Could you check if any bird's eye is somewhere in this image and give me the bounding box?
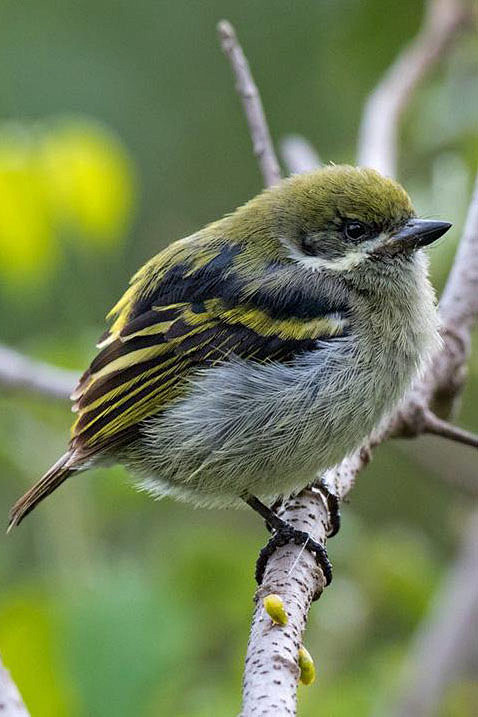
[345,221,367,242]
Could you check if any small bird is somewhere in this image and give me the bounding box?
[9,165,450,583]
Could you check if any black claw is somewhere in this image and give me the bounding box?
[264,497,284,533]
[255,523,333,588]
[312,482,341,538]
[244,494,333,599]
[325,491,341,538]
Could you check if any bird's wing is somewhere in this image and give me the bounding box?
[70,239,349,456]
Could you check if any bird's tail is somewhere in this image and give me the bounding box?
[8,452,75,532]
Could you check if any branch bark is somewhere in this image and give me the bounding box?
[0,655,30,716]
[242,489,329,715]
[217,20,282,188]
[423,411,478,448]
[0,345,77,400]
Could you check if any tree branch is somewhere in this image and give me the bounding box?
[424,411,478,448]
[217,20,282,188]
[280,135,321,175]
[357,0,472,176]
[0,655,30,716]
[241,489,328,715]
[431,175,478,411]
[0,345,77,400]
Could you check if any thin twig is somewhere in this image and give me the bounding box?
[424,411,478,448]
[0,655,30,716]
[357,0,472,176]
[280,135,321,175]
[217,20,282,188]
[0,345,77,400]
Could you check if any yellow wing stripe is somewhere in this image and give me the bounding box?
[120,320,178,341]
[222,306,346,340]
[90,366,189,442]
[73,362,179,438]
[72,329,228,439]
[73,361,172,415]
[178,299,347,340]
[71,295,349,449]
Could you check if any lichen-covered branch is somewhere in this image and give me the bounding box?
[0,655,30,716]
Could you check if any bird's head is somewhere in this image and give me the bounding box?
[264,165,451,281]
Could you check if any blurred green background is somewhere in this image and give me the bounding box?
[0,1,477,715]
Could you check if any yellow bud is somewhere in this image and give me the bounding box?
[263,593,288,625]
[298,646,316,685]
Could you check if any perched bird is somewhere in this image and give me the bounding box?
[8,165,450,583]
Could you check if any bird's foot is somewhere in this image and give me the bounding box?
[244,495,332,596]
[311,480,341,538]
[255,522,333,588]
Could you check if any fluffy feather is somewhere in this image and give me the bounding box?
[9,165,446,527]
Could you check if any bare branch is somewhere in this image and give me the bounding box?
[384,511,478,717]
[424,411,478,448]
[357,0,472,176]
[0,345,77,400]
[280,135,321,175]
[0,655,30,716]
[217,20,282,188]
[431,175,478,409]
[439,175,478,330]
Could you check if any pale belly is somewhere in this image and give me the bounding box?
[124,340,416,508]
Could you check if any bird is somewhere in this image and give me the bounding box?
[8,165,451,584]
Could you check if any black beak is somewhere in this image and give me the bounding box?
[394,219,452,248]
